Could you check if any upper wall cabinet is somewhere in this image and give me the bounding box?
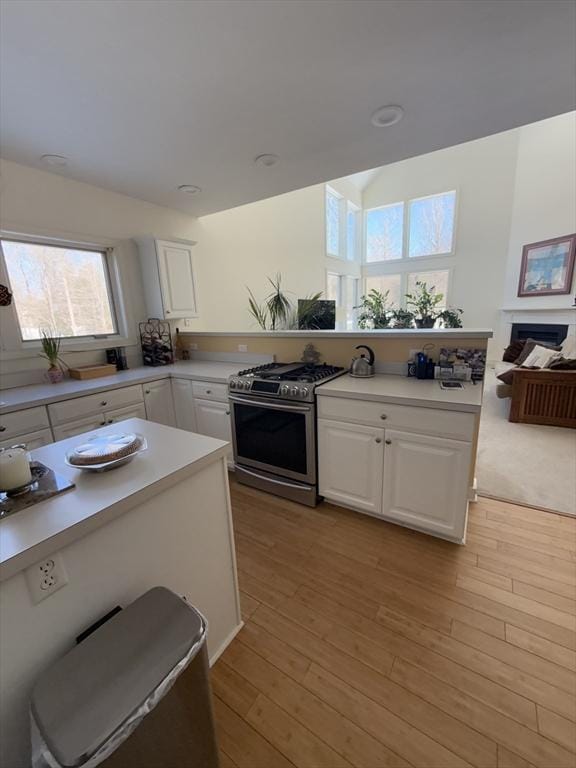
[137,238,199,320]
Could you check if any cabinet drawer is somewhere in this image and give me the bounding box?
[48,385,144,425]
[0,428,53,451]
[191,381,228,402]
[317,396,475,442]
[0,406,50,440]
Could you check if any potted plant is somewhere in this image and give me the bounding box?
[438,307,463,328]
[247,274,322,330]
[405,281,444,328]
[40,330,67,383]
[355,289,393,329]
[391,308,415,329]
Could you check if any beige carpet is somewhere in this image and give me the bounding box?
[476,369,576,516]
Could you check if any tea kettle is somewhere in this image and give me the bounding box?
[350,345,375,378]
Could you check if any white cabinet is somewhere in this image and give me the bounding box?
[0,429,53,451]
[143,379,176,427]
[53,415,107,442]
[106,403,147,426]
[172,379,197,432]
[318,419,384,515]
[0,406,50,441]
[48,386,144,426]
[382,429,472,541]
[317,393,476,543]
[137,238,199,320]
[194,399,232,447]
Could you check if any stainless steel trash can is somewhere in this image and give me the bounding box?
[31,587,220,768]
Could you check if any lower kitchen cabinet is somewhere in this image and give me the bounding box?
[0,428,53,451]
[171,378,198,432]
[382,429,472,541]
[194,398,232,447]
[105,403,147,426]
[53,415,107,441]
[143,379,176,427]
[318,419,384,515]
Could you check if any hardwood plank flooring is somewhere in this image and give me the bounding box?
[212,480,576,768]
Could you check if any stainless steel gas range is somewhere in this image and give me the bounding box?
[228,362,345,506]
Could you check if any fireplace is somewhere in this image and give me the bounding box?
[510,323,568,346]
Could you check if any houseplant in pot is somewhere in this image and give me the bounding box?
[405,281,444,328]
[391,308,415,329]
[355,289,393,329]
[40,330,67,383]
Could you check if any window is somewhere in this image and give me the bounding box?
[326,272,342,305]
[346,204,360,262]
[344,277,359,330]
[406,269,449,309]
[365,203,403,262]
[1,238,118,341]
[326,188,342,257]
[408,191,456,258]
[365,274,402,308]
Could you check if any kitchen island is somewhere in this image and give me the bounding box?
[0,418,241,767]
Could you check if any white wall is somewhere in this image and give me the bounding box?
[0,159,199,386]
[503,112,576,310]
[194,183,327,331]
[362,129,521,360]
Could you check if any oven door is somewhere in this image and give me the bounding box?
[229,394,316,484]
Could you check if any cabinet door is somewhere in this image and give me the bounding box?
[317,419,384,515]
[143,380,176,427]
[52,415,106,441]
[194,398,232,448]
[382,429,472,541]
[0,429,53,451]
[156,240,198,319]
[105,403,147,426]
[172,379,197,432]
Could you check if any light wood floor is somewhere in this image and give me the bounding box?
[212,480,576,768]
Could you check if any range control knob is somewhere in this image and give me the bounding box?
[230,379,237,389]
[280,384,290,396]
[290,386,299,397]
[300,387,309,398]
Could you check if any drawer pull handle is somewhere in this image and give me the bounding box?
[107,419,114,424]
[375,438,382,444]
[100,421,106,426]
[206,389,212,394]
[380,414,387,420]
[101,401,107,406]
[0,426,5,432]
[385,439,392,445]
[145,390,150,395]
[225,410,230,416]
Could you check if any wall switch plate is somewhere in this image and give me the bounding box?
[238,344,248,352]
[183,318,195,328]
[25,553,69,604]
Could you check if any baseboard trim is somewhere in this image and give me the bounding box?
[477,493,575,518]
[209,621,244,667]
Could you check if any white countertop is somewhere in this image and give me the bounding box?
[0,361,242,414]
[0,418,229,581]
[179,329,494,339]
[316,373,483,413]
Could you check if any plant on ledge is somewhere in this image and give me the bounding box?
[247,274,322,330]
[391,308,415,329]
[355,289,393,329]
[405,281,445,328]
[39,330,67,384]
[437,308,463,328]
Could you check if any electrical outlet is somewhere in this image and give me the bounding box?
[26,553,69,604]
[183,318,195,329]
[189,343,198,351]
[238,344,248,352]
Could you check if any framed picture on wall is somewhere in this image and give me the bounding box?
[517,234,576,297]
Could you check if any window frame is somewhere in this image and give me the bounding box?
[363,266,452,312]
[364,200,405,264]
[325,186,345,260]
[406,190,458,260]
[0,230,133,356]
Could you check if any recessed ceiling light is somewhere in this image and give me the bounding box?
[254,154,279,167]
[177,184,201,194]
[370,105,404,128]
[40,154,68,167]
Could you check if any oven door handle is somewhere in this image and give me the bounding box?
[228,395,312,413]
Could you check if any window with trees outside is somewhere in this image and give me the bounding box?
[1,238,118,341]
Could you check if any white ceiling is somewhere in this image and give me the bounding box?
[1,0,575,217]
